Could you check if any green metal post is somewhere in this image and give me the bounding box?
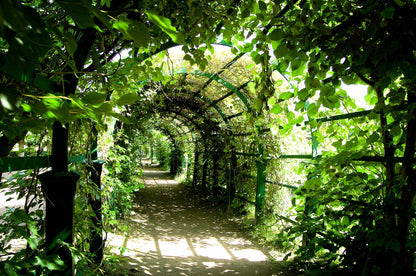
[150,144,154,164]
[192,148,200,188]
[88,161,104,265]
[201,150,208,190]
[212,151,219,197]
[228,144,237,208]
[181,153,186,171]
[255,142,267,223]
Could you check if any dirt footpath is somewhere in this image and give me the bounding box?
[107,162,291,275]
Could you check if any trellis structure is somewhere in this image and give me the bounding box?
[1,1,416,275]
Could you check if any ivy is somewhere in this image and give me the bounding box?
[1,0,416,275]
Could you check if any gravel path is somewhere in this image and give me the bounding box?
[106,161,291,275]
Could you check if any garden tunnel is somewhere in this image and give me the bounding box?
[1,1,416,275]
[119,45,267,205]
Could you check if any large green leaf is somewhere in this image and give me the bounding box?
[129,21,151,47]
[82,92,107,106]
[269,28,284,41]
[116,93,139,106]
[56,0,95,29]
[145,12,185,44]
[270,104,282,114]
[279,92,294,100]
[35,255,65,271]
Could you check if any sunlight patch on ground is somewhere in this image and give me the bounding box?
[192,237,233,260]
[158,238,193,257]
[108,232,269,262]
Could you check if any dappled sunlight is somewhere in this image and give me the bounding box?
[106,164,286,275]
[108,232,269,262]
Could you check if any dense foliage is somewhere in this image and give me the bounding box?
[1,0,416,275]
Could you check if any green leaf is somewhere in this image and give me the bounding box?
[247,82,256,93]
[96,102,113,113]
[63,33,77,57]
[269,28,284,42]
[306,102,318,117]
[381,7,395,19]
[88,5,113,31]
[129,21,151,47]
[35,255,65,271]
[394,0,405,6]
[82,92,106,105]
[341,216,350,226]
[401,61,416,81]
[297,88,309,101]
[274,43,289,58]
[367,132,380,143]
[56,0,95,29]
[270,104,282,114]
[113,15,132,40]
[253,97,263,112]
[111,112,130,124]
[101,0,112,8]
[241,8,250,18]
[279,92,294,100]
[145,12,185,44]
[116,93,139,106]
[258,1,267,11]
[3,263,18,276]
[387,238,401,253]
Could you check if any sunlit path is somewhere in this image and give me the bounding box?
[107,159,289,275]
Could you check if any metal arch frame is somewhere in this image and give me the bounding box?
[158,108,215,137]
[169,117,197,141]
[135,42,254,121]
[152,91,225,132]
[135,40,290,114]
[136,78,230,123]
[185,70,252,112]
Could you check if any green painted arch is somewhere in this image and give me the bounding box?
[157,110,212,139]
[195,93,228,122]
[135,42,253,117]
[134,41,289,115]
[153,120,195,152]
[168,117,196,139]
[187,70,252,113]
[136,78,229,123]
[155,120,187,138]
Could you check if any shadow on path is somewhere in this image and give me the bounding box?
[106,159,291,275]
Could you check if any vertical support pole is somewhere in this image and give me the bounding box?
[181,151,186,171]
[39,171,79,275]
[255,142,267,223]
[192,146,200,188]
[90,124,98,161]
[39,121,79,274]
[170,147,179,175]
[212,151,219,197]
[18,139,24,157]
[228,144,237,209]
[186,152,191,180]
[201,150,208,190]
[50,121,69,173]
[150,144,154,164]
[88,161,104,265]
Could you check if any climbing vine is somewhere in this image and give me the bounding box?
[1,0,416,275]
